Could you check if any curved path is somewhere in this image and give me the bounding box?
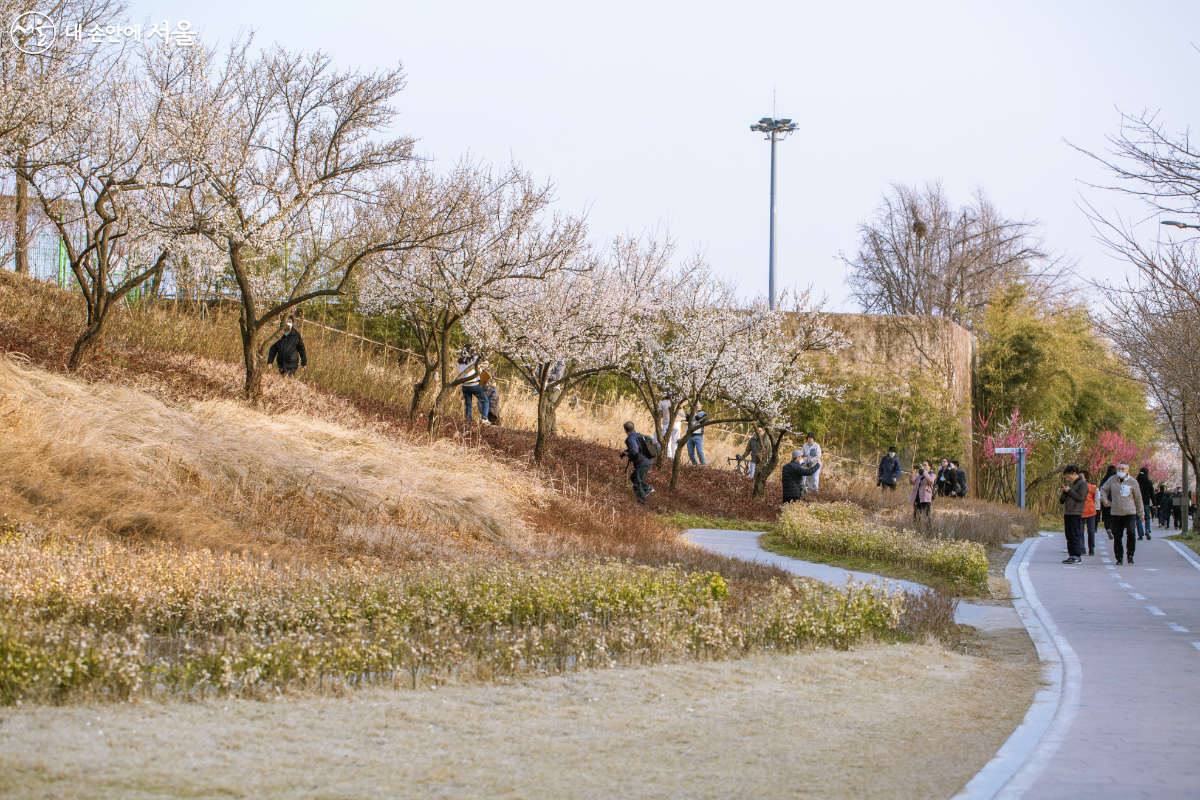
[684,528,1021,630]
[686,527,1200,799]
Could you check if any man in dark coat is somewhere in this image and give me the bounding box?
[619,421,654,504]
[952,460,968,498]
[878,446,901,490]
[782,450,820,503]
[267,315,307,377]
[1059,464,1089,564]
[1136,467,1155,539]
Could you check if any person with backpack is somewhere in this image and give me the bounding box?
[782,450,821,504]
[878,446,902,491]
[741,426,765,478]
[1136,467,1155,539]
[619,421,657,504]
[267,314,307,377]
[1101,462,1144,566]
[686,402,707,466]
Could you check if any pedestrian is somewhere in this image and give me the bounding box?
[456,352,490,424]
[878,446,902,491]
[1156,484,1171,528]
[687,402,707,466]
[619,421,655,504]
[782,450,820,504]
[1172,486,1184,529]
[910,460,935,529]
[741,426,764,478]
[1101,462,1144,566]
[657,398,680,459]
[952,460,968,498]
[267,314,307,377]
[485,376,500,426]
[1136,466,1154,540]
[1098,464,1117,537]
[1080,468,1099,557]
[936,458,956,498]
[801,433,822,493]
[1058,465,1089,564]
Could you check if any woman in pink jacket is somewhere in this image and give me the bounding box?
[910,460,936,529]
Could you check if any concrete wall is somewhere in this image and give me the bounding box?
[807,313,977,492]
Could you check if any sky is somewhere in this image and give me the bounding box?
[121,0,1200,311]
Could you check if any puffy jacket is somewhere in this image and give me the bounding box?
[909,470,935,504]
[782,460,819,500]
[936,466,956,496]
[1102,475,1144,518]
[267,328,307,370]
[955,468,968,497]
[878,455,902,486]
[1059,476,1089,515]
[1082,483,1098,518]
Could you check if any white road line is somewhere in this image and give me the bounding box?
[1192,642,1200,652]
[1167,540,1200,573]
[1119,582,1132,588]
[953,537,1080,800]
[1168,623,1189,633]
[1147,606,1165,616]
[1102,558,1112,563]
[1132,593,1147,600]
[1105,566,1115,570]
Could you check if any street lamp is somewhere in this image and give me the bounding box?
[1159,219,1197,532]
[750,116,798,310]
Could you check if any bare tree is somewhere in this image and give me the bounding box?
[358,163,588,435]
[160,42,442,399]
[843,182,1066,329]
[0,0,128,275]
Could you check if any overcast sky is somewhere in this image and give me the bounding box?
[127,0,1200,310]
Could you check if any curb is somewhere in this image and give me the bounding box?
[951,533,1082,800]
[1166,539,1200,573]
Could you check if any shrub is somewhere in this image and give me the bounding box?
[777,502,989,590]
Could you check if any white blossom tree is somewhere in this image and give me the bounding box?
[357,163,588,434]
[465,233,668,461]
[157,41,451,398]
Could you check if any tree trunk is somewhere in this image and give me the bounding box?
[669,439,686,488]
[534,386,554,462]
[752,430,786,499]
[410,359,439,418]
[240,312,264,400]
[67,315,108,370]
[13,158,28,276]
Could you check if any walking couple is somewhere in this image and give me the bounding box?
[1060,462,1144,565]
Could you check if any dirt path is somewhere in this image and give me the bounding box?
[0,642,1038,800]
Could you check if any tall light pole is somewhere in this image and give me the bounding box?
[750,117,798,310]
[1161,219,1196,532]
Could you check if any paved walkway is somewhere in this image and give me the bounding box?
[684,528,1021,630]
[686,526,1200,798]
[998,531,1200,799]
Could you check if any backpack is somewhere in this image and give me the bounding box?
[638,434,661,459]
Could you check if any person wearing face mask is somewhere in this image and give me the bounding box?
[1101,462,1145,566]
[267,314,307,378]
[878,446,901,491]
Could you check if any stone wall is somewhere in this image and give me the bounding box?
[803,313,977,492]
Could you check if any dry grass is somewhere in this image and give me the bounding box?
[0,640,1040,800]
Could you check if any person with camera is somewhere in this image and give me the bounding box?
[878,446,901,491]
[1059,465,1089,563]
[909,460,935,528]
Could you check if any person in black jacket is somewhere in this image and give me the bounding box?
[1156,484,1171,528]
[619,421,654,504]
[1135,467,1155,539]
[936,458,956,497]
[878,447,901,490]
[1059,464,1089,564]
[267,315,307,377]
[951,460,968,498]
[782,451,820,503]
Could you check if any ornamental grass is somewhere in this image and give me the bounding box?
[778,502,989,590]
[0,523,908,705]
